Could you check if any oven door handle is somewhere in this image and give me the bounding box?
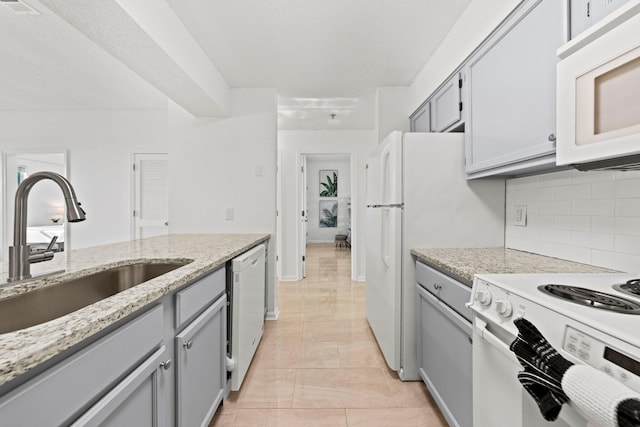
[475,318,518,363]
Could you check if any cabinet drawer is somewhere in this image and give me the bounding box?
[416,261,471,321]
[0,305,163,426]
[175,267,225,329]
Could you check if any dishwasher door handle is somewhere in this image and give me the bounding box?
[475,318,518,363]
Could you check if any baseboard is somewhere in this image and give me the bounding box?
[356,275,366,282]
[279,275,299,281]
[265,307,280,321]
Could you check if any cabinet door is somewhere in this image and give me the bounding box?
[175,294,226,427]
[410,103,430,132]
[570,0,592,38]
[430,73,462,132]
[571,0,632,38]
[70,346,167,427]
[465,0,566,176]
[416,284,472,427]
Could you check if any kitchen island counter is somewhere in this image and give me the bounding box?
[411,247,616,287]
[0,233,269,387]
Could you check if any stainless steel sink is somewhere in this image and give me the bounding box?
[0,261,191,334]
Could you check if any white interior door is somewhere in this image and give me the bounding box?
[300,155,308,278]
[132,153,169,240]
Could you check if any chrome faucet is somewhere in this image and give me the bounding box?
[7,171,86,282]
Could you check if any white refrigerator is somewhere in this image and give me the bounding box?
[365,131,505,381]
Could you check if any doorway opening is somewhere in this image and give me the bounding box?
[298,153,353,280]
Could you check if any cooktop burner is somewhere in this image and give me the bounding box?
[613,278,640,298]
[538,284,640,314]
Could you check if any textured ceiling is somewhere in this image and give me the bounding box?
[166,0,472,128]
[1,0,472,128]
[0,0,167,111]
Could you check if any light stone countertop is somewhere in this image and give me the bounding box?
[0,233,269,387]
[411,247,617,286]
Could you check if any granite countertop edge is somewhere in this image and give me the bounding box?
[411,247,618,287]
[0,233,269,387]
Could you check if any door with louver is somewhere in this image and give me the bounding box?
[133,153,169,240]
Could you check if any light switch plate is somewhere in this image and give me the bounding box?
[225,208,234,220]
[514,205,527,226]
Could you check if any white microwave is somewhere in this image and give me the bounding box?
[556,2,640,170]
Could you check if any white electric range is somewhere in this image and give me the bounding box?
[469,273,640,427]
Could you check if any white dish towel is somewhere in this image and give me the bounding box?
[562,364,640,427]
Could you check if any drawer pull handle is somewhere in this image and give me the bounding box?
[183,340,193,350]
[160,359,172,370]
[433,283,442,290]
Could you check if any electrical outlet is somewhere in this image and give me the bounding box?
[514,205,527,226]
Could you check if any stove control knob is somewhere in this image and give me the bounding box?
[476,289,492,306]
[495,299,513,318]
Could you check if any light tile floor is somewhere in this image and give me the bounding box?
[210,243,448,426]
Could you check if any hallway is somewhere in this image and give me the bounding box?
[211,243,447,426]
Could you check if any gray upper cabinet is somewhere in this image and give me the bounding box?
[430,73,463,132]
[464,0,567,178]
[410,103,430,132]
[410,72,464,133]
[570,0,632,39]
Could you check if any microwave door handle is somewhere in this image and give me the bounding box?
[475,318,518,363]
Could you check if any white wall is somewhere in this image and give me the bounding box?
[0,109,168,257]
[375,87,410,142]
[506,169,640,272]
[408,0,521,114]
[278,129,377,281]
[167,89,279,317]
[306,156,351,243]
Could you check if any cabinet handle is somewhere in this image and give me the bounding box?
[183,340,193,350]
[548,133,556,142]
[160,359,172,370]
[433,283,442,290]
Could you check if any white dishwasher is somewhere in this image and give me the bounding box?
[227,243,266,391]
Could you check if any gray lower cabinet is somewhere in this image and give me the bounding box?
[0,265,229,427]
[416,261,472,427]
[0,305,164,427]
[464,0,567,178]
[175,294,226,427]
[70,346,167,427]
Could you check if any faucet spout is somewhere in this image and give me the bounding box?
[8,172,86,282]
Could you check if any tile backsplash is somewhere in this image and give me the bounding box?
[505,169,640,273]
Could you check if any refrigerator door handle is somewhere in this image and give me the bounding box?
[381,208,390,268]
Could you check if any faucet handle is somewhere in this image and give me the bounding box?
[45,235,58,252]
[29,236,58,264]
